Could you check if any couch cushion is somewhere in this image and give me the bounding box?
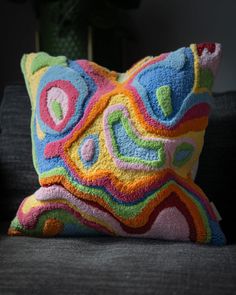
[0,222,235,295]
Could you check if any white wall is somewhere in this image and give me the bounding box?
[127,0,236,92]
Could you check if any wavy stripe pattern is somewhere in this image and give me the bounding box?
[9,44,226,245]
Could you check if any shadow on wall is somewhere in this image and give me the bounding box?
[127,0,236,92]
[0,0,36,101]
[0,0,236,101]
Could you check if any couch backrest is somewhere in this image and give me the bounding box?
[0,85,38,221]
[0,85,236,241]
[196,91,236,242]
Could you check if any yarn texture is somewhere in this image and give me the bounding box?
[8,43,226,245]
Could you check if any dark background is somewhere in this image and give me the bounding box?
[1,0,236,99]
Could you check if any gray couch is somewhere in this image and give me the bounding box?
[0,85,236,295]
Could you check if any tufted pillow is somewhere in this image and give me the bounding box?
[8,43,226,245]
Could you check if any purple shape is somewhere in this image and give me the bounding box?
[81,138,95,162]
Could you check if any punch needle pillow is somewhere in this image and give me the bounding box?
[8,43,226,245]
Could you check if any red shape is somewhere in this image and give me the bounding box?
[40,80,79,132]
[197,43,216,56]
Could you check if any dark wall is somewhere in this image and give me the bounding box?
[0,0,36,98]
[0,0,236,99]
[127,0,236,92]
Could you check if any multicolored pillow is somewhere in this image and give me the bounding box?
[8,43,226,245]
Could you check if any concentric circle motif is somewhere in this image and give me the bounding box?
[39,80,79,133]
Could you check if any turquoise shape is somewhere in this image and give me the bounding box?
[173,142,194,167]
